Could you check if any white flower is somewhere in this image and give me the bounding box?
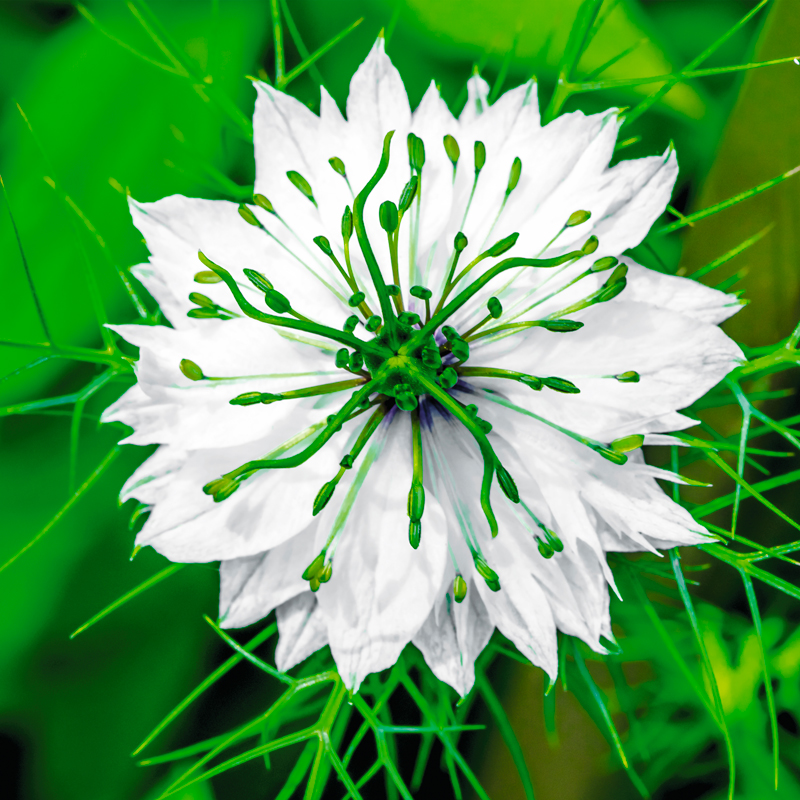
[105,39,743,695]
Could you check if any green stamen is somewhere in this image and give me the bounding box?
[286,170,318,207]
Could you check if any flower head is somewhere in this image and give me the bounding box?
[105,40,743,694]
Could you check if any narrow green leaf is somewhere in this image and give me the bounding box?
[275,741,317,800]
[689,225,773,280]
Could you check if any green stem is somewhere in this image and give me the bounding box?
[269,378,365,402]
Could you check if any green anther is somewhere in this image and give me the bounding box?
[487,297,502,319]
[409,285,432,300]
[487,232,519,257]
[348,291,366,307]
[335,349,349,369]
[473,553,498,583]
[253,194,275,214]
[189,292,214,308]
[259,393,282,404]
[441,325,458,340]
[593,444,628,465]
[453,574,467,603]
[342,206,353,240]
[179,358,204,381]
[244,268,274,292]
[302,552,326,580]
[582,235,599,255]
[538,319,584,332]
[396,391,419,411]
[365,315,382,333]
[202,476,240,502]
[454,232,468,252]
[541,527,563,552]
[566,209,591,227]
[597,278,627,302]
[187,308,222,319]
[349,351,363,371]
[495,462,520,503]
[265,289,291,314]
[591,256,618,272]
[343,315,359,333]
[313,480,338,516]
[407,480,425,522]
[230,392,263,406]
[194,270,222,284]
[474,141,486,172]
[398,311,421,326]
[611,434,645,453]
[477,418,492,434]
[386,284,400,296]
[519,375,543,391]
[407,132,425,171]
[615,371,640,383]
[379,200,399,233]
[538,540,555,559]
[422,346,442,369]
[438,367,458,389]
[238,204,260,227]
[450,338,469,362]
[328,156,346,177]
[398,175,419,212]
[309,578,320,593]
[318,563,332,583]
[607,264,628,285]
[409,521,422,549]
[286,170,317,206]
[541,376,580,394]
[340,454,354,469]
[443,134,460,167]
[313,235,332,256]
[506,157,522,194]
[465,404,478,418]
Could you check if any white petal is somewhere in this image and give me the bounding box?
[275,592,329,671]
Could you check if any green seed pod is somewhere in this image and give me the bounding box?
[286,170,316,204]
[230,392,263,406]
[407,481,425,523]
[410,285,432,300]
[349,351,363,371]
[386,284,400,296]
[541,376,580,394]
[341,206,353,240]
[487,297,502,319]
[443,134,460,167]
[343,315,359,333]
[454,232,468,252]
[407,132,426,171]
[253,194,275,214]
[450,338,469,362]
[487,232,519,257]
[409,521,422,549]
[495,462,520,503]
[615,370,640,383]
[194,270,222,284]
[438,367,458,389]
[328,156,346,177]
[265,289,291,314]
[506,156,522,193]
[582,235,599,255]
[238,204,260,227]
[597,278,627,302]
[365,315,382,333]
[313,480,337,516]
[379,200,399,233]
[302,552,326,580]
[519,375,543,391]
[396,391,419,411]
[474,140,486,172]
[179,358,204,381]
[566,209,591,227]
[313,235,332,256]
[244,268,274,292]
[398,175,419,212]
[349,291,366,307]
[335,349,349,368]
[611,434,644,453]
[591,256,618,272]
[453,574,467,603]
[538,319,584,332]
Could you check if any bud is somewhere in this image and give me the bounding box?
[343,315,359,333]
[230,392,263,406]
[349,351,363,371]
[443,134,460,167]
[407,481,425,522]
[386,284,400,296]
[313,235,332,256]
[399,175,419,212]
[379,200,399,233]
[487,297,502,319]
[519,375,543,391]
[541,376,580,394]
[506,156,522,194]
[349,291,366,307]
[194,270,222,284]
[438,367,458,389]
[335,349,349,369]
[538,319,583,332]
[591,256,618,272]
[454,232,468,252]
[611,434,644,453]
[365,315,382,333]
[341,206,353,240]
[396,390,419,411]
[244,268,273,292]
[407,133,425,171]
[189,292,214,308]
[582,235,599,255]
[253,194,275,214]
[302,552,326,580]
[313,480,337,516]
[286,170,316,205]
[265,289,291,314]
[615,371,640,383]
[474,140,486,172]
[450,338,469,362]
[566,209,591,227]
[179,358,204,381]
[409,521,422,549]
[398,311,421,326]
[328,156,346,177]
[495,462,520,503]
[487,232,519,257]
[238,204,260,227]
[410,285,432,300]
[453,574,467,603]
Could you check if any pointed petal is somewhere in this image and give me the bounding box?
[275,592,329,671]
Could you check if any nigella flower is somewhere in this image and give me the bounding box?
[105,38,743,695]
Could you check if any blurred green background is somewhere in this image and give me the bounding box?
[1,0,799,798]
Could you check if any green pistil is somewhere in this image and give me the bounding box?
[229,378,364,407]
[407,408,425,548]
